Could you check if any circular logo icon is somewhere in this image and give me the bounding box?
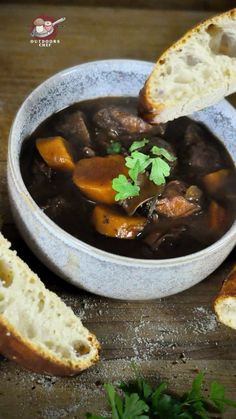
[31,15,66,40]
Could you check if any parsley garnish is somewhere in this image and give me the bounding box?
[129,138,149,152]
[112,175,140,201]
[107,141,122,155]
[128,160,142,183]
[149,157,171,186]
[111,139,176,201]
[125,151,151,182]
[86,371,236,418]
[151,146,176,162]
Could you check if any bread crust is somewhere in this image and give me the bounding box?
[214,264,236,302]
[214,264,236,329]
[0,232,100,376]
[139,85,164,122]
[139,8,236,123]
[0,316,100,376]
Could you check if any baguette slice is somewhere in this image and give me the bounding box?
[0,233,100,376]
[139,8,236,123]
[214,264,236,330]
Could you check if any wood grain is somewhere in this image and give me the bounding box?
[0,4,236,418]
[7,0,236,12]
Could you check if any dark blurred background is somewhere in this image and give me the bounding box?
[8,0,236,11]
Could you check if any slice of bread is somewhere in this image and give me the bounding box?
[0,233,100,376]
[139,8,236,123]
[214,264,236,330]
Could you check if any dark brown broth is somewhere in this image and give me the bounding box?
[20,97,236,259]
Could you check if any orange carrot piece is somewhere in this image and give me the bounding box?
[36,136,75,171]
[73,155,128,204]
[208,200,227,231]
[92,205,146,239]
[203,169,229,194]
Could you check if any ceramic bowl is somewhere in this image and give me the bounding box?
[7,59,236,300]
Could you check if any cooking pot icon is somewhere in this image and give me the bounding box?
[31,17,66,38]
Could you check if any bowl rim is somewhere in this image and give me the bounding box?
[8,58,236,268]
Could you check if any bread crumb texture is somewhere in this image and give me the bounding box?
[214,264,236,330]
[0,233,99,375]
[215,297,236,329]
[146,9,236,122]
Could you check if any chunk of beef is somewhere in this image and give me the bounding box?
[27,155,53,199]
[93,106,165,135]
[160,180,186,199]
[32,155,53,181]
[181,123,222,175]
[155,181,202,218]
[156,196,199,218]
[143,225,187,252]
[81,146,96,158]
[55,110,91,147]
[93,131,128,156]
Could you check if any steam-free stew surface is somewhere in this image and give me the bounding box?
[20,97,236,259]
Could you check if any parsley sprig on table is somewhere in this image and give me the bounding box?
[86,371,236,419]
[112,139,176,201]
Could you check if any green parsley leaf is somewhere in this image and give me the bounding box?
[191,401,208,419]
[111,140,174,200]
[186,371,204,401]
[219,398,236,408]
[209,380,236,412]
[112,175,140,201]
[128,160,141,182]
[125,151,151,184]
[106,141,122,154]
[149,157,171,185]
[125,151,151,172]
[123,393,149,418]
[87,369,236,419]
[177,414,193,419]
[121,377,153,401]
[104,383,149,419]
[129,139,149,152]
[105,384,123,419]
[209,381,228,413]
[151,382,167,409]
[155,393,174,417]
[140,379,153,400]
[151,146,176,162]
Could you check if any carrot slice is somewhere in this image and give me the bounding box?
[203,169,229,194]
[92,205,146,239]
[73,155,128,204]
[36,136,75,171]
[208,200,227,231]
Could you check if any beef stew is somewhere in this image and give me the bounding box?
[20,97,236,259]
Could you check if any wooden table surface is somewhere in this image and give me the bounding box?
[0,4,236,418]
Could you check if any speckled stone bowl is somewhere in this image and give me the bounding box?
[7,60,236,300]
